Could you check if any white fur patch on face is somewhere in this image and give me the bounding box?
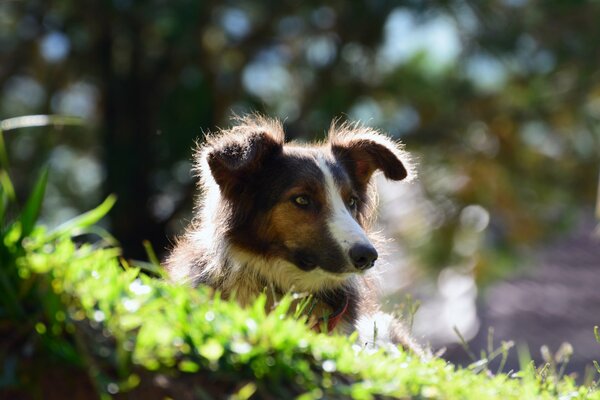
[316,155,372,262]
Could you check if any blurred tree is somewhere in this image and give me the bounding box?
[1,0,599,281]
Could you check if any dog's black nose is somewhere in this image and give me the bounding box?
[349,244,378,270]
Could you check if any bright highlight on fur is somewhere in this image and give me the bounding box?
[166,114,422,354]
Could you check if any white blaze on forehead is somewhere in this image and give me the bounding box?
[316,155,371,252]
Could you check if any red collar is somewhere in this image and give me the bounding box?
[311,296,349,333]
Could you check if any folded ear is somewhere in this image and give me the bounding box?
[198,117,284,193]
[329,122,412,187]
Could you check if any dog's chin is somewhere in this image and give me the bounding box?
[287,267,354,293]
[320,269,357,283]
[296,263,358,283]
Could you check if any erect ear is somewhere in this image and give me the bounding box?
[329,122,411,187]
[199,119,284,192]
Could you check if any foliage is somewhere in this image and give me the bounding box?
[2,150,599,399]
[2,1,599,280]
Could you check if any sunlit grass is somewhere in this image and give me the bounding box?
[2,116,600,399]
[13,230,599,399]
[5,204,599,398]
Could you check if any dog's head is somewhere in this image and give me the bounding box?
[196,115,412,289]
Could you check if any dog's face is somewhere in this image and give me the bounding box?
[199,117,410,283]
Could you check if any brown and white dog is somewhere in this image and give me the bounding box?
[166,115,422,354]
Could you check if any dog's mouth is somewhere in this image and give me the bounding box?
[292,250,356,275]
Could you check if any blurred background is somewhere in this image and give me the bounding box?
[1,0,599,377]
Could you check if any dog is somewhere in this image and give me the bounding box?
[166,115,422,354]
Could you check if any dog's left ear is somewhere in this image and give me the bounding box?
[330,124,411,187]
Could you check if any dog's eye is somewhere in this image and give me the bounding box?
[292,195,311,208]
[348,196,359,209]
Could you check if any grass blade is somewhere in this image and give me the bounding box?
[453,325,477,362]
[127,260,166,278]
[143,240,161,267]
[517,344,533,375]
[46,195,117,241]
[0,128,8,169]
[0,170,17,226]
[0,115,83,132]
[140,240,166,278]
[19,167,49,239]
[0,170,16,201]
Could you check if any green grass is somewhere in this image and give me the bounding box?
[4,218,600,399]
[1,116,600,399]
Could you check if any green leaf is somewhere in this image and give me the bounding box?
[232,382,257,400]
[0,170,16,227]
[0,170,15,228]
[127,260,166,278]
[19,167,49,240]
[143,240,161,267]
[178,360,200,373]
[0,170,16,201]
[0,193,5,229]
[0,115,83,132]
[46,195,117,241]
[0,128,8,169]
[199,339,224,361]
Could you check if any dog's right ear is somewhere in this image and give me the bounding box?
[200,124,283,194]
[329,121,413,189]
